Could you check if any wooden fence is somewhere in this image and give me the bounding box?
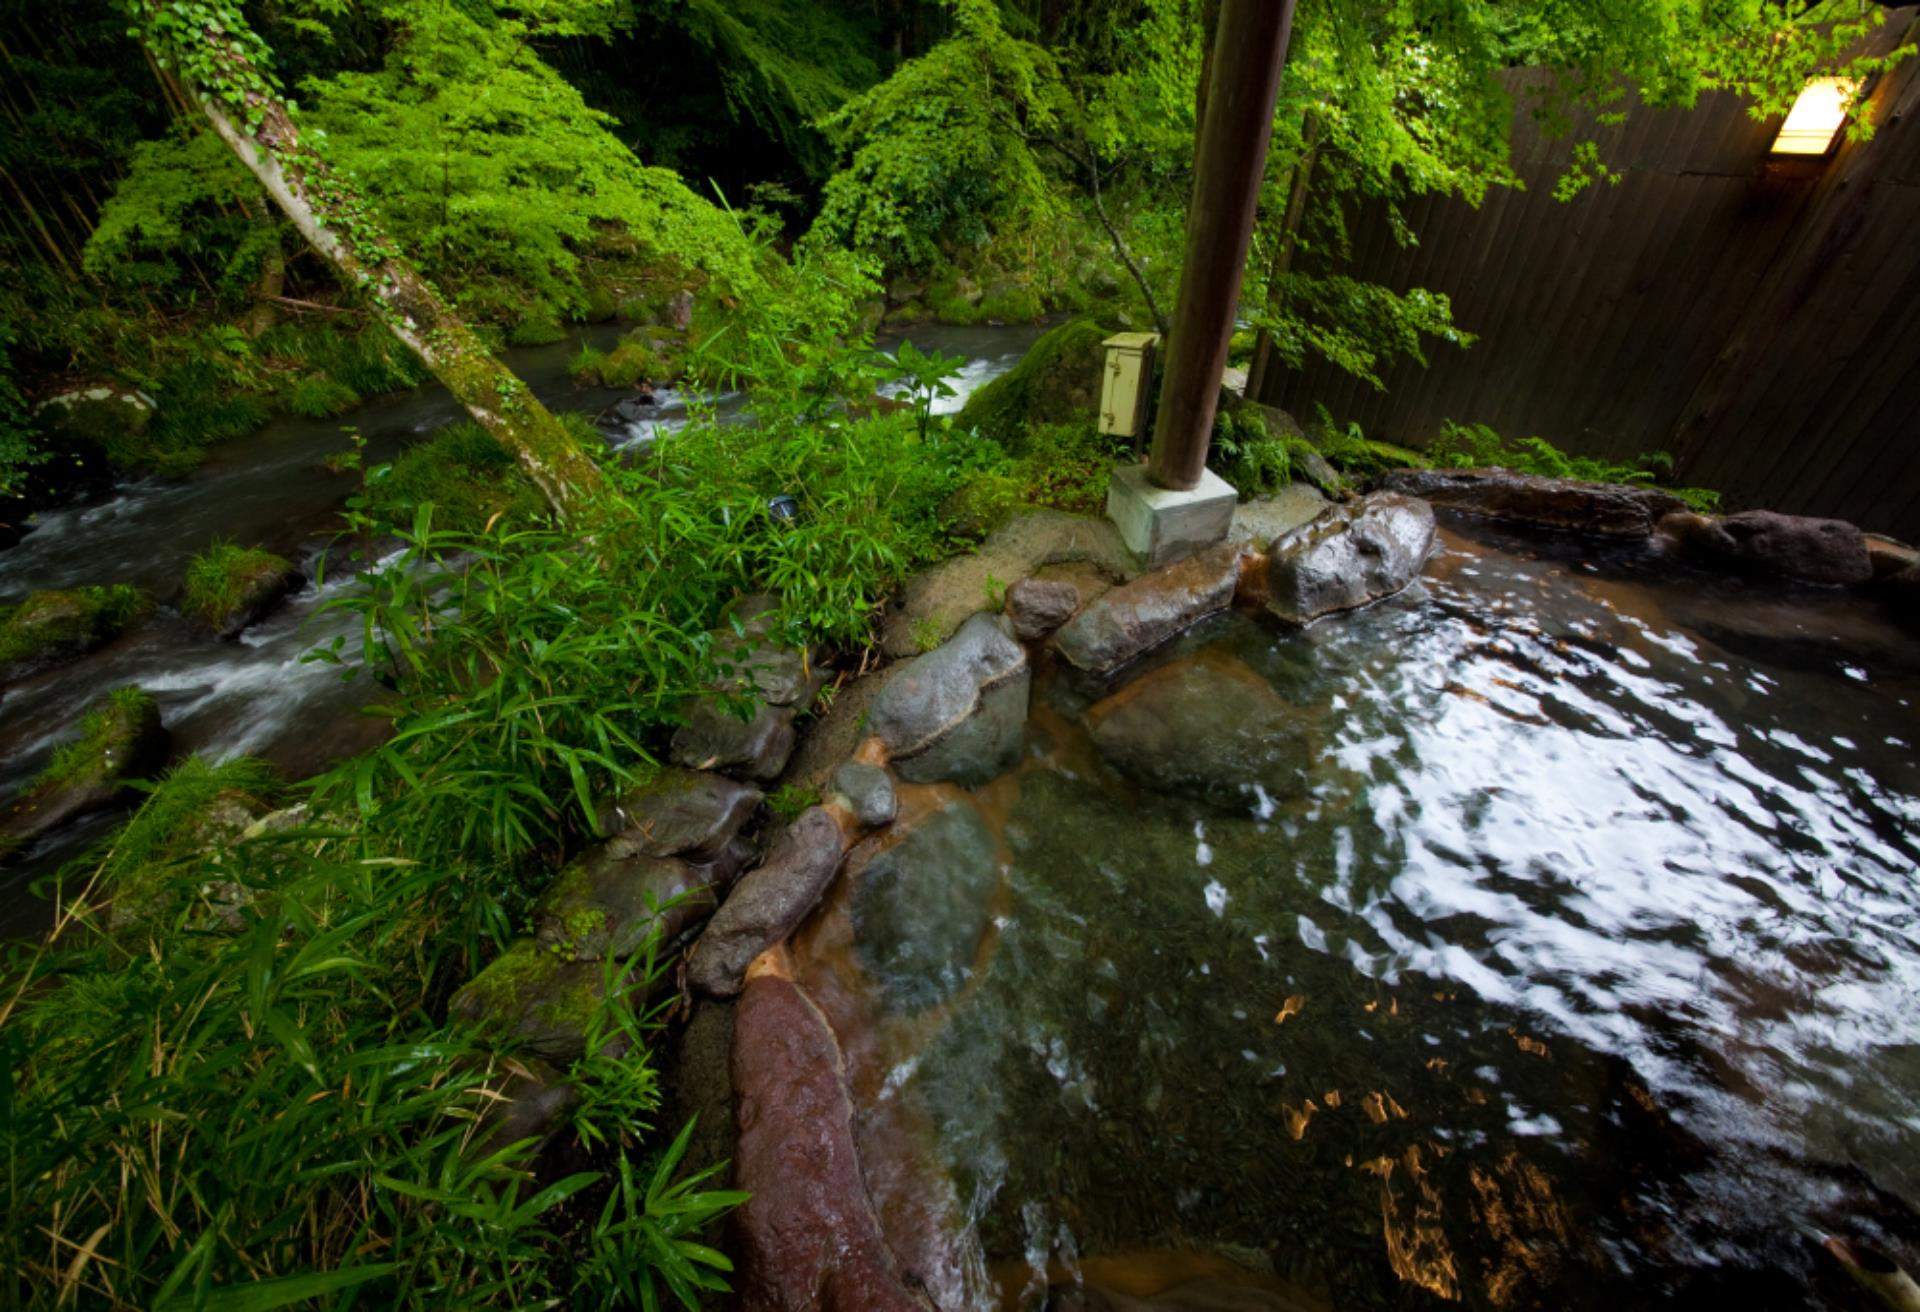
[1257,14,1920,541]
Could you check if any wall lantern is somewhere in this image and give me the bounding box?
[1770,77,1861,157]
[1099,331,1162,440]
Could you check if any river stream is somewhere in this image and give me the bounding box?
[0,320,1045,935]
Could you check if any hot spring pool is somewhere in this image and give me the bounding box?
[784,522,1920,1310]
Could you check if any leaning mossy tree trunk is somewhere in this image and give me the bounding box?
[125,0,604,516]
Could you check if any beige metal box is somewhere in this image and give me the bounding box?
[1099,332,1161,438]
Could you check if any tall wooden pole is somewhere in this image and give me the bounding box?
[1147,0,1297,491]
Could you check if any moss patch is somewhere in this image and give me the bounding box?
[956,318,1109,453]
[284,374,361,419]
[0,585,151,673]
[182,543,296,632]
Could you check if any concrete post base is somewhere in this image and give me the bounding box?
[1106,463,1238,568]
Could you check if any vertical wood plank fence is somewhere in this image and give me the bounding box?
[1258,14,1920,541]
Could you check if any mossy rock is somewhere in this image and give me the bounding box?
[0,585,151,683]
[956,318,1111,453]
[507,315,568,348]
[182,543,302,638]
[0,687,169,861]
[34,385,155,449]
[448,938,620,1063]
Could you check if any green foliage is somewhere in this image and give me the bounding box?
[0,584,151,668]
[506,315,568,348]
[766,784,820,824]
[181,541,293,629]
[361,421,547,535]
[811,0,1068,269]
[1211,408,1294,499]
[1427,418,1720,510]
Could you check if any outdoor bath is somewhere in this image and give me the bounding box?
[744,516,1920,1311]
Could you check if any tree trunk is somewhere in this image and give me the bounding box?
[1244,113,1320,402]
[136,10,603,516]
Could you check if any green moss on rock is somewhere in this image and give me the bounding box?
[956,318,1110,453]
[366,421,545,532]
[0,585,151,677]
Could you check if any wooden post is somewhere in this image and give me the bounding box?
[1147,0,1297,491]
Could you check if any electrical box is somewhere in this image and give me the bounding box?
[1099,332,1161,439]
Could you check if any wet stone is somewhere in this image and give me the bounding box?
[730,971,929,1312]
[832,761,898,829]
[871,613,1030,786]
[1084,654,1313,811]
[1051,542,1244,677]
[1,689,169,859]
[687,807,850,998]
[594,767,759,859]
[535,838,751,963]
[848,796,1001,1015]
[1264,492,1435,625]
[670,696,797,783]
[1665,508,1874,587]
[1006,577,1081,641]
[472,1055,579,1159]
[1382,467,1685,538]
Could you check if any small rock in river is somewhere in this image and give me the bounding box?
[831,761,897,829]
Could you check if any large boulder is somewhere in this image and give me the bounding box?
[593,767,759,860]
[1051,542,1244,677]
[1661,509,1873,586]
[870,613,1030,785]
[1263,492,1435,625]
[0,687,168,860]
[955,318,1107,451]
[0,585,151,685]
[847,796,1001,1015]
[1381,467,1686,538]
[730,968,930,1312]
[687,807,852,998]
[1084,654,1313,811]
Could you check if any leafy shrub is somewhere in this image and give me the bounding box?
[1211,408,1294,498]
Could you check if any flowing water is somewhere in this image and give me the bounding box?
[0,319,1045,935]
[790,522,1920,1310]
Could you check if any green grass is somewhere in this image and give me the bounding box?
[181,542,293,630]
[507,315,568,348]
[0,584,150,668]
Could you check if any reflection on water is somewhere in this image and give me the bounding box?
[791,524,1920,1310]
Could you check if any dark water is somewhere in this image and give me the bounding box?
[794,524,1920,1310]
[0,319,1043,933]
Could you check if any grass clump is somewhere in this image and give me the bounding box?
[181,541,295,631]
[0,584,150,670]
[285,372,362,418]
[507,314,568,348]
[363,421,547,533]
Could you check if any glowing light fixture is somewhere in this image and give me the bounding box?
[1770,77,1860,157]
